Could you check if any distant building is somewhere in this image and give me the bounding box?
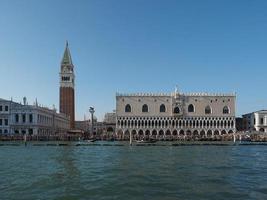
[103,112,116,134]
[0,98,70,135]
[104,112,116,124]
[75,120,90,132]
[74,112,116,136]
[235,117,244,132]
[60,41,75,129]
[242,110,267,133]
[116,87,236,138]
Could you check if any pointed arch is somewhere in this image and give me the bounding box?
[200,130,206,137]
[125,104,131,112]
[131,130,137,135]
[207,130,212,137]
[179,130,184,135]
[214,130,219,135]
[152,130,157,135]
[173,107,180,114]
[159,130,164,135]
[142,104,148,112]
[205,105,212,114]
[223,106,230,114]
[186,130,192,136]
[193,130,199,136]
[172,130,178,135]
[160,104,166,113]
[188,104,195,112]
[166,130,171,135]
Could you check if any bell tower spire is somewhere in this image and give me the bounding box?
[59,41,75,129]
[61,40,73,65]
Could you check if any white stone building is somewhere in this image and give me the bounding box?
[242,110,267,133]
[0,98,70,135]
[116,88,236,139]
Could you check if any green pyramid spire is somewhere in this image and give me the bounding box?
[61,41,73,65]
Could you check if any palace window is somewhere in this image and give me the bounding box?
[205,106,212,114]
[174,107,180,114]
[4,119,8,126]
[0,106,2,111]
[260,118,264,125]
[125,104,131,113]
[0,119,2,126]
[5,106,8,112]
[188,104,195,112]
[223,106,230,114]
[160,104,166,113]
[29,129,33,135]
[142,104,148,113]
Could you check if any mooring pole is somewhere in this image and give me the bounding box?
[24,133,27,146]
[89,107,95,137]
[130,131,132,145]
[233,133,236,143]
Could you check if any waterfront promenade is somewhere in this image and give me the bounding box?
[1,132,267,142]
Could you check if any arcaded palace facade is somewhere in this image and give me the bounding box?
[116,88,236,138]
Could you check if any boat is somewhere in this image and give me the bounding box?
[86,139,97,142]
[136,139,157,144]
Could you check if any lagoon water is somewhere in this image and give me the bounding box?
[0,142,267,200]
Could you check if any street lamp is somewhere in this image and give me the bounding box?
[89,107,95,136]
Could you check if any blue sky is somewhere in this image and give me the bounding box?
[0,0,267,120]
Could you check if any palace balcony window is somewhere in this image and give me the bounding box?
[29,114,33,123]
[22,114,26,123]
[223,106,230,114]
[188,104,195,112]
[160,104,166,113]
[142,104,148,113]
[15,114,19,123]
[173,107,180,114]
[125,104,131,113]
[205,106,212,114]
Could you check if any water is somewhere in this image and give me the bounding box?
[0,142,267,200]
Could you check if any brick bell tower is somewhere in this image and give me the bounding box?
[60,41,75,129]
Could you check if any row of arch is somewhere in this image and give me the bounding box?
[117,129,234,137]
[125,104,230,114]
[118,119,235,129]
